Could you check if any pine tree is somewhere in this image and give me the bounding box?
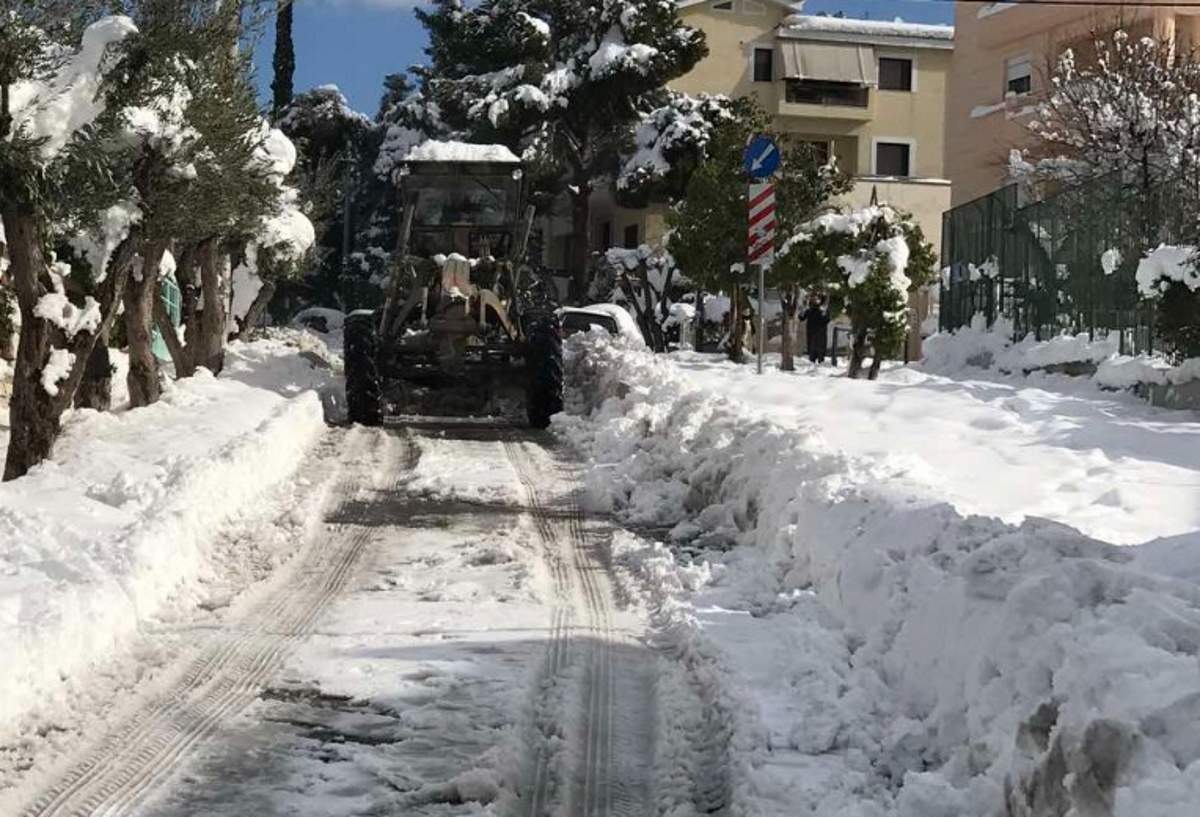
[413,0,707,297]
[275,85,372,313]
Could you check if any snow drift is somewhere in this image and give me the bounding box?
[0,337,331,741]
[556,333,1200,817]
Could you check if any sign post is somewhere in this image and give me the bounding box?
[744,135,779,375]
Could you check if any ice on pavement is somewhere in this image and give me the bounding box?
[557,331,1200,817]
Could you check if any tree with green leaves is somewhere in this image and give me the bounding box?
[781,205,935,379]
[149,6,299,378]
[413,0,708,297]
[0,2,138,479]
[667,98,852,366]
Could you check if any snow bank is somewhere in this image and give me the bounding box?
[922,316,1199,388]
[557,334,1200,817]
[0,338,332,740]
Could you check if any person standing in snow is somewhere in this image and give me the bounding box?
[799,293,830,364]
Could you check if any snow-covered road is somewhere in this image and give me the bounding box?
[11,420,702,817]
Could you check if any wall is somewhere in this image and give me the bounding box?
[670,1,790,106]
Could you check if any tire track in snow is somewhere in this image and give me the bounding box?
[20,428,391,817]
[504,438,652,817]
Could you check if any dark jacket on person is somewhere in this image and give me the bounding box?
[798,305,830,360]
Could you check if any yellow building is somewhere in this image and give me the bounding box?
[588,0,954,259]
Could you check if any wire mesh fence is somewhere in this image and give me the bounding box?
[939,173,1197,356]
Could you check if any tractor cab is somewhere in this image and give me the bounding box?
[399,146,525,263]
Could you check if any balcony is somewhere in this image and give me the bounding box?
[779,80,874,121]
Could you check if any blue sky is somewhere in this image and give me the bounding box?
[253,0,955,117]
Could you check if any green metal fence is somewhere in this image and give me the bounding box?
[940,173,1196,356]
[151,277,181,362]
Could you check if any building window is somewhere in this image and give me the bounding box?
[785,80,869,108]
[875,142,912,177]
[878,57,913,91]
[753,48,774,82]
[1006,56,1032,96]
[711,1,734,12]
[623,224,639,249]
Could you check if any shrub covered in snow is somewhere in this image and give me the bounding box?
[922,315,1200,392]
[781,204,936,378]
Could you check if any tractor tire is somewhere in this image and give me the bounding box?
[344,311,384,427]
[525,312,564,430]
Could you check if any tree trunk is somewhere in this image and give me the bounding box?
[848,327,868,379]
[271,1,295,120]
[125,242,168,408]
[867,354,883,381]
[195,240,227,374]
[568,183,593,303]
[74,337,113,411]
[168,243,200,378]
[728,286,744,364]
[3,212,62,480]
[236,279,276,340]
[780,290,797,372]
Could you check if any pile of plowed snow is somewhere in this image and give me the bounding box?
[0,333,335,742]
[557,332,1200,817]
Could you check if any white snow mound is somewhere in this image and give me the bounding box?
[0,338,331,740]
[556,333,1200,817]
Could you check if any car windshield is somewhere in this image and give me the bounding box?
[562,312,619,336]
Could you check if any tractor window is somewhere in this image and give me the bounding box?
[406,171,519,229]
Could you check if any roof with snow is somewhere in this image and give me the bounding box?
[404,141,521,164]
[780,14,954,50]
[677,0,802,10]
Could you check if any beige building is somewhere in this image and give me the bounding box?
[947,0,1200,207]
[590,0,954,257]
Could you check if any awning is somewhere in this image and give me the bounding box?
[779,41,878,86]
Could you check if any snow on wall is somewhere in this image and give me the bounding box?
[557,334,1200,817]
[0,339,330,741]
[781,14,954,42]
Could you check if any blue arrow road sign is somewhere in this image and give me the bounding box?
[744,135,780,179]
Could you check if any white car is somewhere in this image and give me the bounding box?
[557,304,646,346]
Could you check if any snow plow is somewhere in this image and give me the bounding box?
[343,141,564,428]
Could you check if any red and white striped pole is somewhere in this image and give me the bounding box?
[749,181,776,374]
